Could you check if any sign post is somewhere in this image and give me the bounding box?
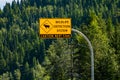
[39,18,94,80]
[72,28,94,80]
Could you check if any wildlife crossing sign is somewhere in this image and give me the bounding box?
[39,18,71,38]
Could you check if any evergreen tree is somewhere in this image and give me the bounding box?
[13,69,21,80]
[0,53,6,74]
[44,39,71,80]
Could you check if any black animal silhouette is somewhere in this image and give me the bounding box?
[44,24,50,28]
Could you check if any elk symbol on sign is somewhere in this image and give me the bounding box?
[44,24,50,29]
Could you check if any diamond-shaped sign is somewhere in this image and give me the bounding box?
[40,20,53,33]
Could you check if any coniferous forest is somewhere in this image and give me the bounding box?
[0,0,120,80]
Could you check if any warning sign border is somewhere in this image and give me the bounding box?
[39,18,71,38]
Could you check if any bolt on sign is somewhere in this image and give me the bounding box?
[39,18,71,38]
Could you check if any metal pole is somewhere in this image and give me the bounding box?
[72,28,94,80]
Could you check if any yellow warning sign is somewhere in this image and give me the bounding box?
[39,18,71,38]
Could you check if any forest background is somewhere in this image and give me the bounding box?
[0,0,120,80]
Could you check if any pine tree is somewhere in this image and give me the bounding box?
[0,53,6,74]
[80,12,118,80]
[44,39,71,80]
[14,69,21,80]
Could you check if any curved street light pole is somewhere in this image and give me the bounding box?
[72,28,94,80]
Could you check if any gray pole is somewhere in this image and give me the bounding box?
[72,28,94,80]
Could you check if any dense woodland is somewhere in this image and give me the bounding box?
[0,0,120,80]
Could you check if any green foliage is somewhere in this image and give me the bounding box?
[13,69,21,80]
[44,39,72,80]
[0,72,13,80]
[0,53,6,73]
[79,13,119,80]
[32,61,50,80]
